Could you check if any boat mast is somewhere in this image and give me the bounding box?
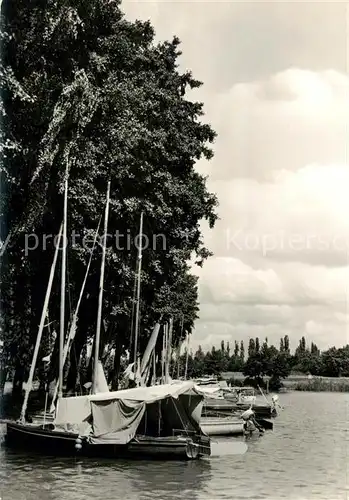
[176,344,180,379]
[129,269,138,360]
[152,350,156,384]
[165,323,168,384]
[184,333,190,380]
[164,322,168,383]
[161,325,166,384]
[20,224,63,422]
[133,211,144,378]
[175,315,184,379]
[165,318,173,383]
[92,181,111,394]
[50,215,102,411]
[58,161,69,400]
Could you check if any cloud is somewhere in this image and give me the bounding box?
[192,258,349,352]
[121,1,349,351]
[205,163,349,267]
[199,69,348,181]
[195,258,348,309]
[123,1,347,89]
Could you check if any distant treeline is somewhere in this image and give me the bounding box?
[0,1,218,396]
[175,336,349,390]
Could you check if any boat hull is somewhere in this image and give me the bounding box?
[5,423,210,460]
[203,399,276,418]
[225,394,256,404]
[201,417,244,436]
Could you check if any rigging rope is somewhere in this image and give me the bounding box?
[50,214,102,411]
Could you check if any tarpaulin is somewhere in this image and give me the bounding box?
[89,398,145,444]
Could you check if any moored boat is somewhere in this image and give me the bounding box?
[6,423,207,460]
[224,386,256,404]
[5,381,211,460]
[4,176,212,461]
[203,399,276,418]
[200,416,244,436]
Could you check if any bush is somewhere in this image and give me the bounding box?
[227,377,243,387]
[268,376,284,391]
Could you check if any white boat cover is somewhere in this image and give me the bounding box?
[54,381,204,445]
[88,381,196,402]
[194,384,223,399]
[50,360,109,414]
[140,322,161,377]
[194,377,218,385]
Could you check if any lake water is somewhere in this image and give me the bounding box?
[0,392,348,500]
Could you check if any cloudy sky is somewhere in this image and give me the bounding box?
[123,1,348,352]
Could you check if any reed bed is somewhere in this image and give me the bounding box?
[222,372,349,392]
[291,377,349,392]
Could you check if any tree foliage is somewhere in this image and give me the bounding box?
[175,336,349,390]
[0,0,218,392]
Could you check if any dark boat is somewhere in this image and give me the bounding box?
[5,382,211,460]
[6,423,208,460]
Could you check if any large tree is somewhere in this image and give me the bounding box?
[1,0,218,392]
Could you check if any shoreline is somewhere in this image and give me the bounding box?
[224,373,349,393]
[283,375,349,392]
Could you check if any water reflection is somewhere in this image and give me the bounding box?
[129,460,212,500]
[1,393,348,500]
[0,449,212,500]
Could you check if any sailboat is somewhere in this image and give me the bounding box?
[123,214,172,389]
[5,177,211,460]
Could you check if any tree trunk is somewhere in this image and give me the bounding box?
[48,333,59,385]
[12,361,24,396]
[0,366,8,396]
[111,342,122,390]
[66,331,86,392]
